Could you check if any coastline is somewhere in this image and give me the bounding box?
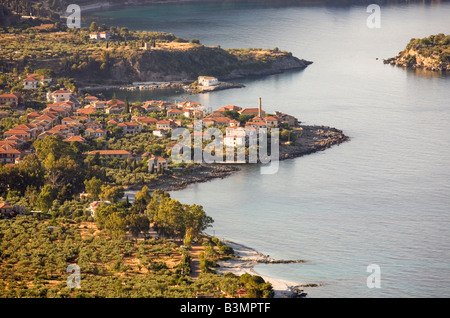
[215,239,309,298]
[128,124,348,298]
[124,124,349,193]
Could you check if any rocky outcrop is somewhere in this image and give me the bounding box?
[384,49,450,72]
[279,125,350,161]
[384,34,450,72]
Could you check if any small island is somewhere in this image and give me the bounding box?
[384,33,450,72]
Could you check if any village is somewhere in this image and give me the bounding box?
[0,73,300,218]
[0,74,300,165]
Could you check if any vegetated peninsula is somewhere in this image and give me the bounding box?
[0,26,311,87]
[384,34,450,72]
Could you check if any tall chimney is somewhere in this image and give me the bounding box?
[258,97,262,118]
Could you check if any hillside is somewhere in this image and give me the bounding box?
[0,29,312,86]
[384,34,450,72]
[0,4,20,26]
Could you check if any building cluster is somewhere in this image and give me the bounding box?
[0,201,26,218]
[1,84,299,175]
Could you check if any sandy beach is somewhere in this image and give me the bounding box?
[215,240,307,298]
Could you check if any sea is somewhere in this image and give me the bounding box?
[84,2,450,297]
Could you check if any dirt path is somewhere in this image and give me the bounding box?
[189,243,204,279]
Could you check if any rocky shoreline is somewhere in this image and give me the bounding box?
[279,125,350,161]
[126,124,349,192]
[383,54,450,72]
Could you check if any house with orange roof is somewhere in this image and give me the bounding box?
[0,201,26,218]
[216,105,242,113]
[61,116,78,125]
[264,116,279,128]
[23,76,38,89]
[198,76,219,87]
[0,93,21,107]
[84,95,99,104]
[202,118,216,127]
[118,122,142,134]
[48,124,74,138]
[92,100,108,110]
[12,124,38,139]
[0,140,18,148]
[47,89,73,102]
[167,108,184,118]
[37,131,64,140]
[0,202,13,216]
[142,100,163,112]
[107,119,119,125]
[133,116,158,126]
[0,145,21,164]
[63,135,86,143]
[273,111,299,127]
[211,116,231,127]
[3,129,32,141]
[239,108,266,117]
[105,103,125,114]
[77,107,96,115]
[229,119,240,127]
[93,128,107,138]
[36,113,59,125]
[177,101,202,109]
[148,156,169,173]
[156,120,176,131]
[84,122,103,131]
[27,111,41,120]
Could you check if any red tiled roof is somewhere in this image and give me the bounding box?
[216,105,242,112]
[63,136,86,142]
[52,90,72,94]
[0,202,13,209]
[167,108,183,113]
[4,129,30,135]
[0,93,19,99]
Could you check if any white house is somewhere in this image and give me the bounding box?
[90,31,111,41]
[153,129,167,137]
[118,122,142,134]
[224,127,246,148]
[198,76,219,87]
[89,33,100,41]
[156,120,175,131]
[48,90,73,102]
[23,76,38,89]
[148,156,169,173]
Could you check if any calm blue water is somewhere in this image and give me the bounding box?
[86,3,450,297]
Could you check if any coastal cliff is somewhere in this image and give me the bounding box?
[120,46,312,83]
[384,34,450,72]
[0,30,311,86]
